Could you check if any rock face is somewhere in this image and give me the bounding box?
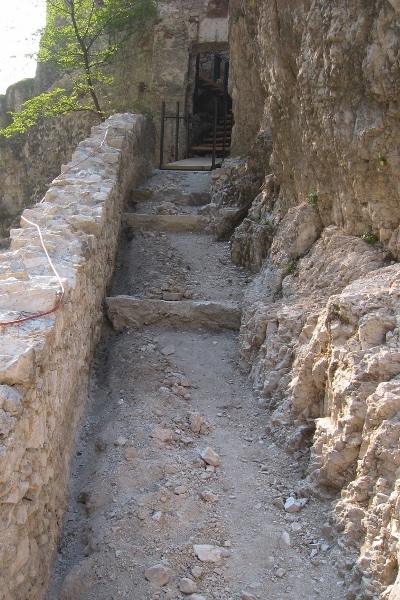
[222,1,400,598]
[0,113,154,599]
[230,0,400,256]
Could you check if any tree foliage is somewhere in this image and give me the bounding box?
[0,0,157,137]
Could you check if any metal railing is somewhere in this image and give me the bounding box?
[159,101,192,168]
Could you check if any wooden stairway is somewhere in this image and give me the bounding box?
[191,113,233,155]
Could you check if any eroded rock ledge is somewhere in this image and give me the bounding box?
[0,113,154,599]
[219,1,400,597]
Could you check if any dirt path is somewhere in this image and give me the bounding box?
[46,170,343,600]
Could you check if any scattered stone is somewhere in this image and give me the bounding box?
[191,566,203,579]
[321,543,330,552]
[159,386,171,395]
[201,490,218,503]
[172,383,189,397]
[272,497,285,510]
[181,379,192,390]
[152,511,166,524]
[114,436,127,447]
[174,485,188,495]
[279,531,291,548]
[200,447,221,467]
[193,544,229,563]
[192,456,206,468]
[179,578,198,594]
[188,596,206,600]
[125,448,141,459]
[241,593,256,600]
[144,564,169,586]
[165,464,178,474]
[188,411,203,434]
[188,411,209,434]
[275,568,286,578]
[94,438,106,452]
[152,425,172,442]
[160,345,175,356]
[180,435,194,445]
[284,497,301,513]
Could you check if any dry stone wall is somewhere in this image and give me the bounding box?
[0,112,98,241]
[0,113,154,600]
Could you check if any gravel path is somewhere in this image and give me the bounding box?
[46,170,343,600]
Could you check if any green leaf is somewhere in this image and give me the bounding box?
[0,0,157,135]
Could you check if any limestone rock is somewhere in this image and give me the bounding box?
[200,447,221,467]
[152,425,172,443]
[174,485,188,495]
[284,497,307,513]
[144,564,169,586]
[201,490,218,503]
[193,544,229,563]
[179,577,198,594]
[279,531,291,548]
[160,345,175,356]
[191,566,203,579]
[114,436,127,447]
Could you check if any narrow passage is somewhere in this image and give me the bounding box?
[47,170,343,600]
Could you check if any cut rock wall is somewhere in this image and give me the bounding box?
[0,113,155,600]
[229,0,400,255]
[220,1,400,598]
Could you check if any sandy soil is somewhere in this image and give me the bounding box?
[46,170,344,600]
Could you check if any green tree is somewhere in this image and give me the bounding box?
[0,0,157,137]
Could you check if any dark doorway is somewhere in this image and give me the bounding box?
[191,51,233,158]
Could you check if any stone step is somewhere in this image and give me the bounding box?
[129,188,211,206]
[122,213,206,232]
[105,296,242,331]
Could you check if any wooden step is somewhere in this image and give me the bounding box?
[192,145,231,152]
[198,75,224,94]
[203,135,231,143]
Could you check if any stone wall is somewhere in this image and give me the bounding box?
[213,1,400,598]
[0,113,98,241]
[0,113,155,600]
